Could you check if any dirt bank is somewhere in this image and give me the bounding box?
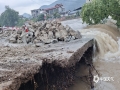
[0,37,94,90]
[19,46,93,90]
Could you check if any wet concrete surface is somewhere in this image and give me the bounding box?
[62,18,87,31]
[0,36,93,90]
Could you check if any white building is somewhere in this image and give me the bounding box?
[31,4,65,18]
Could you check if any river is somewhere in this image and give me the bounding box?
[62,18,120,90]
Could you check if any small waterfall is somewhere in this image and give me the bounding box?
[80,24,120,58]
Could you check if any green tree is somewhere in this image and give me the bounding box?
[31,17,37,22]
[0,6,19,27]
[76,11,80,17]
[56,13,61,18]
[53,12,61,18]
[81,0,120,27]
[17,18,26,26]
[37,14,45,21]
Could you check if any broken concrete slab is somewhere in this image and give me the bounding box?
[0,37,93,90]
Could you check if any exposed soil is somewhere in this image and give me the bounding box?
[0,38,94,90]
[18,46,94,90]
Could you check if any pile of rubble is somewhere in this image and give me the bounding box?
[8,20,82,45]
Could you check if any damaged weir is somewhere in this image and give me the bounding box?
[0,37,94,90]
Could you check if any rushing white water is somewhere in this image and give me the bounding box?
[80,24,120,90]
[62,18,120,90]
[80,25,120,58]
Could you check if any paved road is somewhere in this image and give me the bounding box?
[62,18,87,31]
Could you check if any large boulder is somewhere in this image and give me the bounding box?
[9,37,17,43]
[59,29,68,41]
[55,30,61,39]
[0,27,3,34]
[35,30,40,37]
[48,31,54,39]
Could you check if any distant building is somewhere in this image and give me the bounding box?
[31,9,45,18]
[74,7,82,11]
[19,15,26,19]
[67,0,91,16]
[44,4,65,15]
[67,7,82,16]
[60,11,68,17]
[31,4,65,18]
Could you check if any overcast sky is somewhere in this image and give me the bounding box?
[0,0,57,15]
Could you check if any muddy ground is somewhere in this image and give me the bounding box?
[0,33,93,90]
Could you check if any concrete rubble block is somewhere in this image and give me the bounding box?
[25,32,34,44]
[17,30,22,35]
[17,37,23,43]
[51,39,58,43]
[59,25,65,30]
[38,26,42,30]
[42,22,47,28]
[46,24,51,29]
[51,26,56,30]
[76,31,82,39]
[0,27,3,34]
[38,22,42,27]
[64,37,71,42]
[55,30,61,39]
[9,37,17,43]
[29,28,35,32]
[6,20,82,44]
[19,32,30,43]
[27,25,32,29]
[48,31,54,39]
[40,33,48,42]
[70,30,82,39]
[60,29,68,37]
[66,25,70,31]
[63,28,81,40]
[35,30,40,37]
[43,39,52,44]
[35,43,43,47]
[3,31,11,37]
[34,38,41,44]
[41,30,47,34]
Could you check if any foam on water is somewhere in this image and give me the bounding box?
[61,18,120,90]
[80,25,120,60]
[80,23,120,90]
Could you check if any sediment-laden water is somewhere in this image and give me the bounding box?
[80,24,120,90]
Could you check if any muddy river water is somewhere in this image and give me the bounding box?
[62,19,120,90]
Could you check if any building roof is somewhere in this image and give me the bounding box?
[74,7,82,11]
[68,11,77,15]
[31,4,63,14]
[43,4,63,11]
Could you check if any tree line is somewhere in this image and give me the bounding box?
[0,6,19,27]
[0,6,31,27]
[81,0,120,27]
[0,6,79,27]
[1,0,120,27]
